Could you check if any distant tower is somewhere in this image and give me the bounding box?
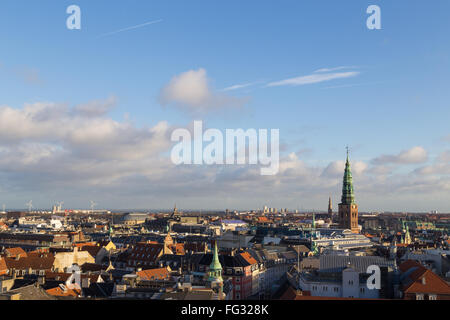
[208,241,223,297]
[109,224,114,239]
[390,238,398,260]
[171,204,180,218]
[328,197,333,216]
[404,225,412,245]
[338,148,359,233]
[163,231,174,255]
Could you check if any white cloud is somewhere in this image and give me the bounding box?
[221,81,261,92]
[97,19,163,38]
[314,66,358,73]
[322,160,367,178]
[413,150,450,175]
[0,101,448,211]
[372,146,428,165]
[159,68,248,113]
[266,71,360,87]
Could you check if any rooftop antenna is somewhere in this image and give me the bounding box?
[26,200,33,212]
[90,200,97,214]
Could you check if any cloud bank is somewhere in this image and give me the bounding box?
[0,99,448,211]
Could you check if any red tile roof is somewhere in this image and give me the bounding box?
[0,258,7,275]
[132,242,163,257]
[400,260,450,295]
[4,247,27,258]
[136,267,171,281]
[4,253,55,271]
[46,286,81,297]
[239,252,258,265]
[172,243,185,255]
[73,242,97,248]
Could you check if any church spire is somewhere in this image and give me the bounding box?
[208,241,223,282]
[341,147,355,205]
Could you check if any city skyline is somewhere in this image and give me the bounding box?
[0,1,449,211]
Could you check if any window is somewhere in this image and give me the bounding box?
[334,287,339,292]
[348,280,354,285]
[429,295,437,300]
[416,294,424,300]
[360,288,365,294]
[323,286,328,292]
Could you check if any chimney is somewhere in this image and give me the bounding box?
[82,277,91,289]
[422,277,426,285]
[38,276,45,286]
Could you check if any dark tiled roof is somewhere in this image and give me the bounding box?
[1,284,57,300]
[319,255,395,273]
[82,282,115,298]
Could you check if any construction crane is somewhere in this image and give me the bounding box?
[25,200,33,212]
[90,200,97,214]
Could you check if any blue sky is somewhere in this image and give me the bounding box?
[0,0,449,211]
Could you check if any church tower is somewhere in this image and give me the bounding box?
[172,204,180,217]
[208,241,223,297]
[404,225,412,245]
[163,225,174,255]
[338,149,359,233]
[328,197,333,216]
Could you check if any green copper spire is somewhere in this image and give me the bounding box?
[208,241,223,282]
[341,147,355,205]
[311,240,319,256]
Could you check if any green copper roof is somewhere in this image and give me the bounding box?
[341,151,355,205]
[208,241,223,282]
[209,241,222,271]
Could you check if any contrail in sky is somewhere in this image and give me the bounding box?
[97,19,163,38]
